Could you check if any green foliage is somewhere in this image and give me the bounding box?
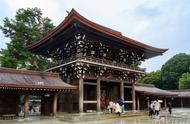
[160,53,190,90]
[132,59,142,67]
[0,7,55,71]
[179,72,190,89]
[137,70,161,87]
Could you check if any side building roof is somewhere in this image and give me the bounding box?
[0,67,77,91]
[135,83,177,96]
[170,89,190,98]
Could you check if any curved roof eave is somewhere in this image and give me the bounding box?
[27,9,168,54]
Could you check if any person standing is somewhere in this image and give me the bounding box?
[114,102,121,116]
[154,100,161,118]
[168,101,172,114]
[149,101,154,116]
[117,98,124,113]
[107,99,114,113]
[100,97,106,112]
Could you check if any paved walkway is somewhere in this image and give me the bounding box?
[0,108,190,124]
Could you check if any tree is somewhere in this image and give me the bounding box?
[179,72,190,89]
[137,70,161,87]
[160,53,190,90]
[0,7,55,71]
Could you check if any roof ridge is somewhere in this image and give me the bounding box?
[0,67,59,77]
[70,9,122,35]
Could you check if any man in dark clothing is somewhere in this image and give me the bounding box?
[117,98,124,113]
[168,102,172,114]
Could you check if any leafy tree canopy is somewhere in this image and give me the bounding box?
[0,7,55,71]
[179,72,190,89]
[160,53,190,90]
[137,70,161,87]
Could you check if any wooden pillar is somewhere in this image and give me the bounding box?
[15,95,20,116]
[143,93,145,110]
[137,95,140,110]
[132,82,136,110]
[181,98,183,108]
[52,94,58,116]
[97,78,101,112]
[24,95,29,118]
[120,81,124,100]
[164,97,167,110]
[147,97,150,110]
[67,75,71,84]
[79,76,84,113]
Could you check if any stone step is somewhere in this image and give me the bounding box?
[57,111,147,122]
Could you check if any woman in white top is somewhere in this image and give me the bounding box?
[154,100,161,117]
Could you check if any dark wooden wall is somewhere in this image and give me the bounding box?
[0,94,19,116]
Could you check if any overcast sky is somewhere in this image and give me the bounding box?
[0,0,189,72]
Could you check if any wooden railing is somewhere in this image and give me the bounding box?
[79,56,145,72]
[47,55,146,72]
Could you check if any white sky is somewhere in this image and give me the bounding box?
[0,0,190,72]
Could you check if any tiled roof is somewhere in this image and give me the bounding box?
[170,89,190,98]
[135,83,177,96]
[0,67,77,90]
[27,9,168,58]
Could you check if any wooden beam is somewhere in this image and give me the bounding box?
[84,76,97,80]
[84,82,97,85]
[100,78,121,83]
[83,101,97,103]
[45,58,145,74]
[124,81,132,84]
[80,59,145,74]
[45,60,78,72]
[124,86,132,88]
[124,101,133,103]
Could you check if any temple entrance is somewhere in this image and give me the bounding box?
[23,95,41,116]
[41,94,51,116]
[101,81,120,104]
[0,93,58,118]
